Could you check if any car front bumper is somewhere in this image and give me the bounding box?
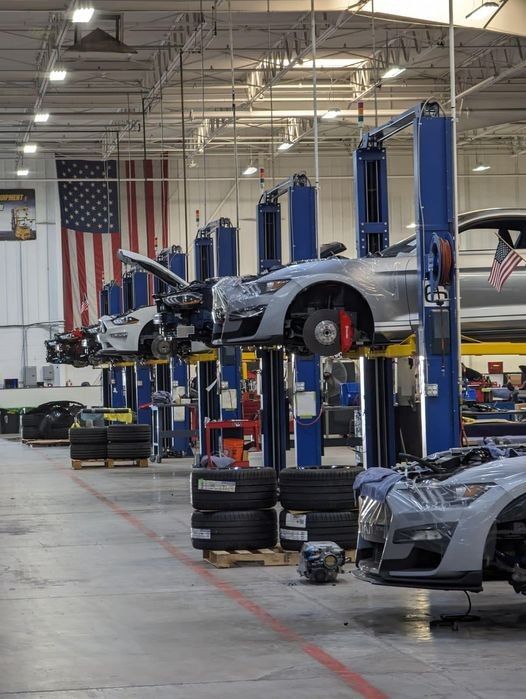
[353,491,486,592]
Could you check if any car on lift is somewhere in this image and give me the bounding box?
[97,250,214,360]
[211,209,526,356]
[45,325,101,367]
[353,444,526,595]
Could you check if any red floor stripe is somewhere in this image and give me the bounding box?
[68,472,388,699]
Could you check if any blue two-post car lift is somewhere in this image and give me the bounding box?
[354,101,460,463]
[257,173,322,472]
[99,281,125,409]
[194,218,241,460]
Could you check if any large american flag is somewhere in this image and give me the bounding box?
[57,158,170,329]
[488,237,522,292]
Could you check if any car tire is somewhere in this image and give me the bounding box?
[191,468,277,511]
[151,335,172,359]
[191,509,277,551]
[279,510,359,551]
[70,444,107,460]
[22,426,39,440]
[107,443,151,459]
[69,427,108,444]
[21,414,42,428]
[107,424,151,443]
[302,309,341,356]
[279,466,361,511]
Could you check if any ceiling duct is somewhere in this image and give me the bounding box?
[66,19,137,59]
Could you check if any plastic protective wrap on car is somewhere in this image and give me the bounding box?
[212,276,264,318]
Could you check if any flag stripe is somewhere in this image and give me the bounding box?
[75,231,89,327]
[127,160,139,252]
[93,233,105,317]
[61,227,74,330]
[162,157,169,248]
[144,158,156,260]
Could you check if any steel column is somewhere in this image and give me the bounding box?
[353,146,396,468]
[289,184,322,468]
[99,282,125,409]
[122,270,151,425]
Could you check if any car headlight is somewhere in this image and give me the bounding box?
[251,279,290,294]
[113,315,139,326]
[164,292,203,308]
[403,482,496,509]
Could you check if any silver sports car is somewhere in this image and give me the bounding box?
[353,444,526,594]
[212,209,526,355]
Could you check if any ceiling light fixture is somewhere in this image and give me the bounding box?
[382,66,406,80]
[322,107,341,120]
[278,141,293,151]
[23,143,37,154]
[406,222,417,229]
[472,163,491,172]
[242,165,258,176]
[17,169,29,177]
[72,6,95,23]
[49,69,67,81]
[465,2,500,21]
[34,112,50,123]
[298,57,365,69]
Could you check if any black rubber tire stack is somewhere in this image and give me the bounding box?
[107,424,151,460]
[190,467,278,551]
[278,466,361,551]
[21,414,40,440]
[69,427,108,460]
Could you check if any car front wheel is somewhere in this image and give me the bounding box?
[302,309,341,356]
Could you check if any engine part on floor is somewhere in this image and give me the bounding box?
[297,541,345,583]
[190,509,277,551]
[191,467,277,511]
[279,510,359,551]
[279,466,362,511]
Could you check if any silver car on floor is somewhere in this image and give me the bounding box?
[212,209,526,355]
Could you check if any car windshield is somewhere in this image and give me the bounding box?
[379,236,416,257]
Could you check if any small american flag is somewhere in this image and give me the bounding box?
[488,237,522,292]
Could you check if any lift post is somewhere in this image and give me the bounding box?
[122,269,151,425]
[154,245,191,456]
[357,102,460,456]
[258,174,322,470]
[194,229,220,459]
[353,145,397,467]
[99,282,125,408]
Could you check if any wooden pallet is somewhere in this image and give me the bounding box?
[22,439,70,447]
[203,547,299,568]
[71,458,149,470]
[203,547,356,569]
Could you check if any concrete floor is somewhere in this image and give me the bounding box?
[2,440,526,698]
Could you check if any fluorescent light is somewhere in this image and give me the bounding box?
[382,66,406,80]
[406,222,417,229]
[242,165,258,176]
[49,69,67,81]
[72,6,95,22]
[23,143,37,154]
[298,57,365,69]
[34,112,49,123]
[322,107,341,120]
[278,141,293,151]
[17,169,29,177]
[472,163,491,172]
[466,2,499,21]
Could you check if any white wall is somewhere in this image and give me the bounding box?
[1,147,526,387]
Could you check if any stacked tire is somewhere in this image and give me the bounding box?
[107,424,151,460]
[70,427,108,460]
[190,468,278,551]
[278,466,361,551]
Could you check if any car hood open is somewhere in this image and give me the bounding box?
[118,249,188,290]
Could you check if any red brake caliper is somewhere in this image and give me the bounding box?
[339,310,354,353]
